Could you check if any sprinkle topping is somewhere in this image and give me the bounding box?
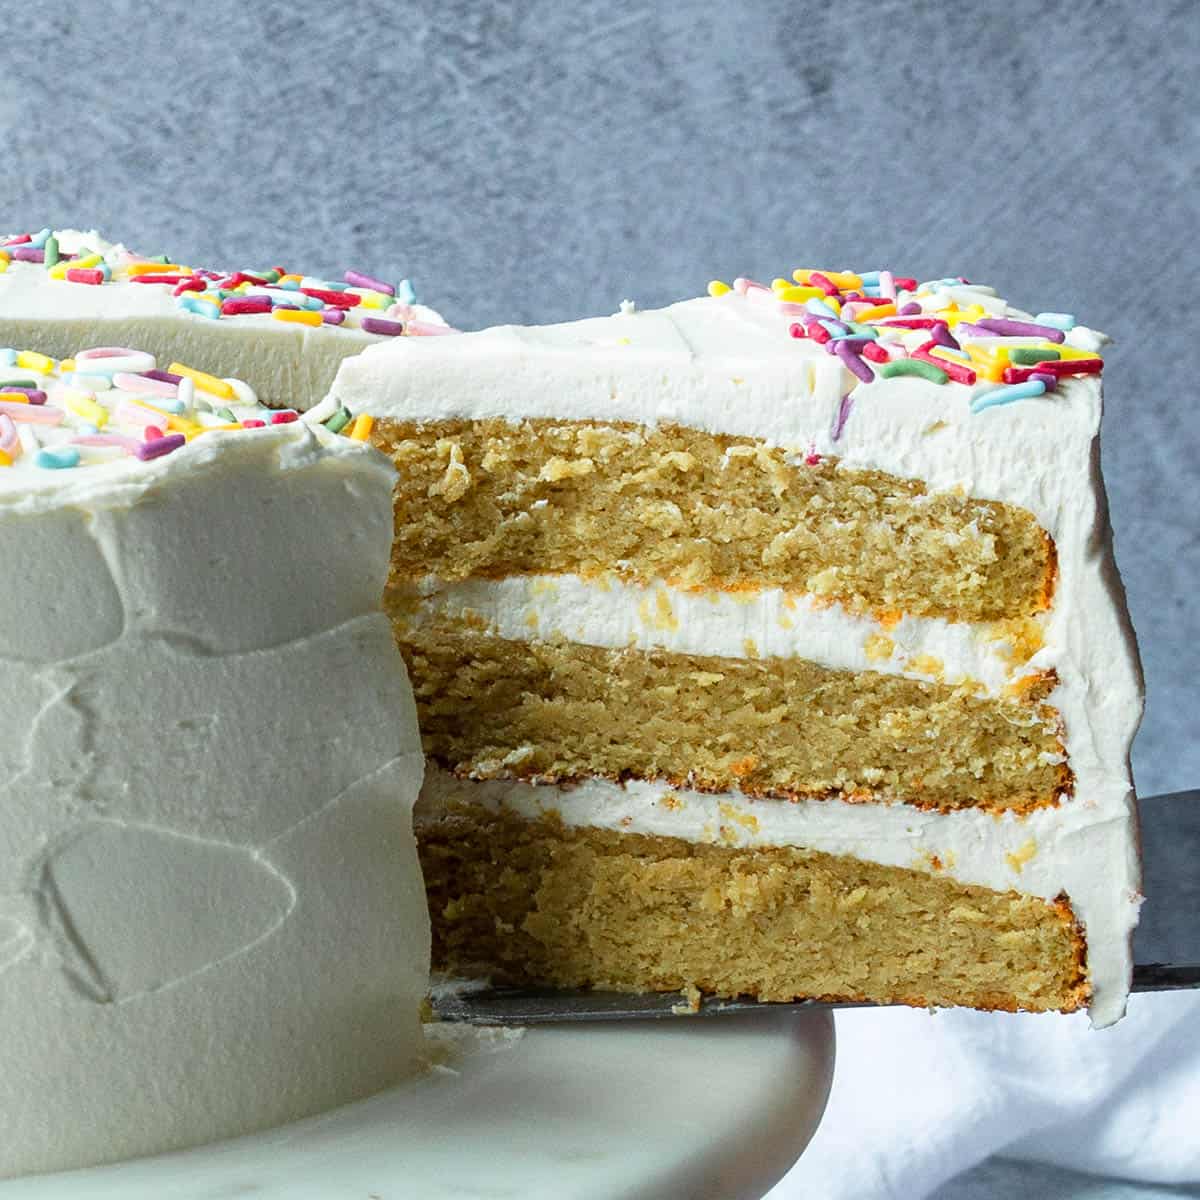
[708,268,1103,414]
[0,228,458,338]
[0,345,370,478]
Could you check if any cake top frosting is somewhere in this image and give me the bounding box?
[0,342,376,502]
[0,226,455,339]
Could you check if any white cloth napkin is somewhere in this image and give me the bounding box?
[768,990,1200,1199]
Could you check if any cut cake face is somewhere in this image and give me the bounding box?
[329,267,1143,1027]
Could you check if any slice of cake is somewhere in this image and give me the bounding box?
[328,268,1143,1027]
[0,226,453,411]
[0,346,428,1175]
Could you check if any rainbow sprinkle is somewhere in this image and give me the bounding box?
[0,345,372,476]
[0,229,457,339]
[709,269,1103,416]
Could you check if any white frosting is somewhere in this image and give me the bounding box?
[399,573,1042,696]
[0,230,447,411]
[337,285,1143,1026]
[0,422,430,1176]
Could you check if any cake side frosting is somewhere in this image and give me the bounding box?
[0,360,430,1175]
[339,271,1143,1025]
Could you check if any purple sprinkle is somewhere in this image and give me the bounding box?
[898,301,922,316]
[832,392,855,441]
[361,316,406,337]
[11,246,45,262]
[321,307,347,325]
[344,269,395,296]
[929,321,960,351]
[975,317,1066,344]
[142,368,183,385]
[0,386,47,404]
[833,340,874,383]
[1030,371,1058,391]
[135,433,186,461]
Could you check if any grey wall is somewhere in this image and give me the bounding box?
[2,0,1196,795]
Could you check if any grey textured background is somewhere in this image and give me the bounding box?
[2,1,1197,1195]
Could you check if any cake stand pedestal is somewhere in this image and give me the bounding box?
[1,1010,834,1200]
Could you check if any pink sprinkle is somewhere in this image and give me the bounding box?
[788,322,807,339]
[71,432,142,452]
[832,393,855,441]
[66,268,104,285]
[270,410,299,424]
[0,400,63,424]
[2,234,32,246]
[344,269,395,296]
[879,271,896,301]
[0,412,18,452]
[321,307,346,325]
[135,434,186,461]
[898,301,922,316]
[144,424,165,441]
[242,418,266,428]
[404,319,459,336]
[733,277,771,295]
[361,316,406,337]
[114,371,176,397]
[805,446,822,466]
[11,246,44,262]
[130,274,189,285]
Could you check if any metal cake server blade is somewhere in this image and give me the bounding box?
[431,790,1200,1025]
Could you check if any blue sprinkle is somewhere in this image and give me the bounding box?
[857,271,881,286]
[142,396,186,415]
[28,227,52,249]
[275,278,301,291]
[818,319,849,338]
[177,296,221,320]
[0,349,16,366]
[396,278,417,305]
[35,446,81,469]
[1034,312,1077,331]
[970,380,1047,414]
[805,297,839,319]
[259,287,321,310]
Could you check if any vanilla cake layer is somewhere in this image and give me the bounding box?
[377,418,1054,623]
[398,618,1067,812]
[417,784,1087,1014]
[0,351,429,1176]
[330,276,1143,1025]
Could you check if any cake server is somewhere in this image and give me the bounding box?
[431,789,1200,1025]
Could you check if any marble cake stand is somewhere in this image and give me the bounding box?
[0,1011,835,1200]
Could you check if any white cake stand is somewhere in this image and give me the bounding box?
[1,1011,834,1200]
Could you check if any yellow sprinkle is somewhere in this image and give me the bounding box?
[278,273,304,285]
[854,302,897,321]
[166,414,205,438]
[0,259,8,274]
[775,285,826,303]
[1056,345,1099,361]
[168,362,234,399]
[48,263,69,279]
[792,268,862,289]
[68,253,104,271]
[0,448,11,466]
[59,358,75,373]
[356,290,390,309]
[770,278,793,292]
[823,295,842,315]
[126,262,188,276]
[16,351,55,373]
[348,413,374,441]
[194,423,243,435]
[64,389,109,427]
[0,392,27,404]
[272,308,323,327]
[0,248,9,263]
[707,280,731,297]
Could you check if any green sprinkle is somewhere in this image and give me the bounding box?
[843,321,879,338]
[216,406,236,422]
[1010,347,1061,365]
[0,379,40,390]
[878,359,949,384]
[194,397,212,413]
[325,408,352,434]
[43,235,59,269]
[148,254,170,264]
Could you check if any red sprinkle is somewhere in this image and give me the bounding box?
[65,268,104,285]
[2,233,32,246]
[242,418,266,428]
[300,287,361,308]
[270,410,299,424]
[144,425,165,441]
[130,274,190,285]
[861,341,890,363]
[873,317,941,329]
[788,322,807,339]
[173,277,206,296]
[808,271,840,296]
[222,296,273,316]
[912,346,977,385]
[804,447,822,466]
[1003,358,1103,384]
[892,277,918,291]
